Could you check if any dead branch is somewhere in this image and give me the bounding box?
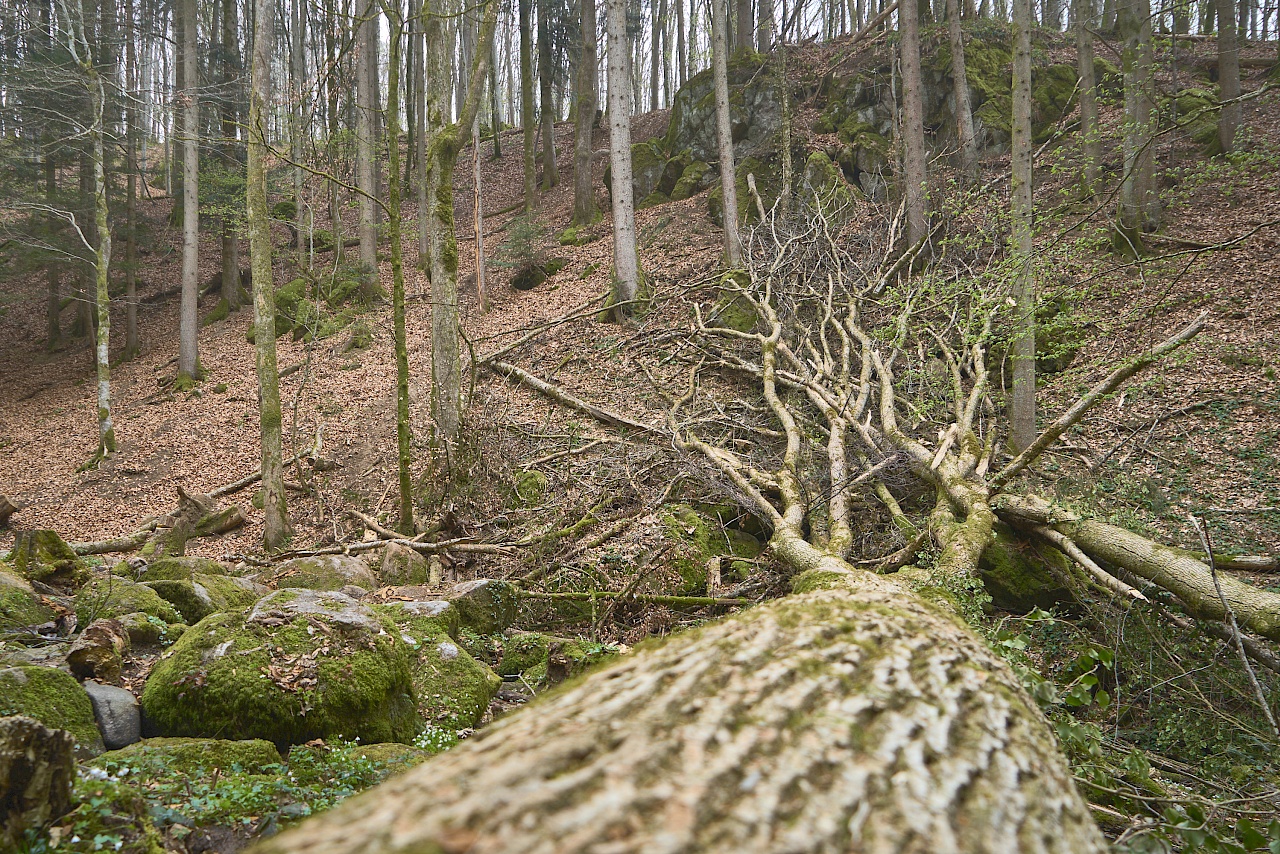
[488,360,665,437]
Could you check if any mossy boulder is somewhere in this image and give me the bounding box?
[1171,88,1222,156]
[0,567,56,628]
[140,589,419,746]
[377,543,430,587]
[194,573,269,609]
[142,579,218,624]
[119,556,230,582]
[522,638,617,687]
[375,602,500,728]
[91,737,283,775]
[664,52,782,166]
[495,632,553,676]
[708,155,788,226]
[659,504,764,594]
[343,741,433,775]
[513,470,549,507]
[114,612,172,646]
[75,578,182,627]
[445,579,519,635]
[7,529,89,588]
[0,665,103,756]
[800,150,859,220]
[670,160,713,201]
[978,522,1075,612]
[270,555,378,592]
[368,594,461,638]
[60,777,165,854]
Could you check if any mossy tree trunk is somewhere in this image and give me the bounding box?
[537,0,559,190]
[255,564,1107,854]
[248,0,293,551]
[356,0,378,272]
[425,0,498,448]
[221,0,243,311]
[382,0,417,533]
[946,0,978,182]
[1216,0,1241,152]
[572,0,599,227]
[1117,0,1159,232]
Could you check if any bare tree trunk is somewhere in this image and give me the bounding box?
[1010,0,1036,451]
[248,0,293,550]
[415,0,430,272]
[946,0,978,182]
[573,0,599,225]
[735,0,753,48]
[325,0,343,264]
[221,0,242,310]
[178,0,199,382]
[711,0,742,266]
[124,0,140,358]
[490,39,502,155]
[676,0,686,85]
[292,0,308,258]
[757,0,774,48]
[1117,0,1158,232]
[381,0,416,532]
[357,0,378,270]
[257,566,1107,854]
[1217,0,1241,152]
[605,0,639,318]
[44,150,61,351]
[473,114,488,311]
[537,0,559,188]
[520,0,537,209]
[1075,0,1101,193]
[900,0,929,244]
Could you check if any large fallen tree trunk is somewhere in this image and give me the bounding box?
[255,564,1106,854]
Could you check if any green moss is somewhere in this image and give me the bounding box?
[0,567,56,628]
[342,741,432,773]
[6,529,89,587]
[791,569,849,594]
[521,638,617,686]
[496,632,551,676]
[271,555,377,591]
[140,596,419,746]
[558,225,599,246]
[448,579,519,635]
[143,579,217,624]
[800,150,858,218]
[513,470,549,507]
[194,573,266,611]
[56,777,165,854]
[660,504,721,594]
[376,604,500,729]
[977,522,1074,612]
[201,298,231,327]
[122,556,229,582]
[670,160,711,201]
[638,190,671,210]
[115,612,170,646]
[0,664,103,756]
[75,577,183,626]
[92,737,284,775]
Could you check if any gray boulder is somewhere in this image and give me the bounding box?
[83,681,141,749]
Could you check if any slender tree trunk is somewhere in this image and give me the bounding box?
[325,0,343,263]
[605,0,639,318]
[676,0,686,85]
[221,0,242,310]
[946,0,978,182]
[292,0,308,258]
[711,0,742,266]
[382,0,416,532]
[573,0,599,225]
[1117,0,1158,232]
[777,3,791,213]
[650,0,662,110]
[415,0,431,272]
[472,114,488,311]
[757,0,774,48]
[45,151,61,351]
[426,0,498,447]
[900,0,929,244]
[520,0,537,209]
[1217,0,1241,152]
[490,39,502,154]
[1075,0,1100,193]
[538,0,559,188]
[248,0,293,550]
[735,0,753,48]
[178,0,199,382]
[124,15,140,358]
[357,0,378,270]
[1010,0,1036,452]
[687,0,697,76]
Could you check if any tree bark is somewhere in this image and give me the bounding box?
[221,0,243,311]
[1074,0,1100,193]
[292,0,308,258]
[178,0,199,382]
[900,0,929,245]
[1010,0,1036,453]
[605,0,639,320]
[519,0,537,209]
[415,0,431,272]
[473,114,488,312]
[255,566,1106,854]
[1117,0,1158,232]
[573,0,599,226]
[123,0,140,358]
[946,0,978,182]
[0,716,76,848]
[356,0,378,271]
[537,0,559,189]
[735,0,753,49]
[711,0,743,266]
[248,0,293,551]
[1217,0,1241,152]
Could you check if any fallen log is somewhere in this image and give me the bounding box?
[253,568,1106,854]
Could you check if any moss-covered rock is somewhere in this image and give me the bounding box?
[75,578,182,627]
[7,530,89,588]
[513,470,549,507]
[115,612,171,646]
[978,522,1074,612]
[120,556,230,582]
[377,543,430,587]
[522,638,617,687]
[343,741,432,774]
[92,737,283,775]
[270,555,378,592]
[194,573,269,610]
[141,589,419,746]
[375,603,500,728]
[800,150,859,220]
[0,566,56,628]
[1171,88,1222,156]
[706,270,757,333]
[445,579,519,635]
[142,579,218,624]
[57,777,165,854]
[670,160,713,201]
[658,504,763,594]
[0,665,103,756]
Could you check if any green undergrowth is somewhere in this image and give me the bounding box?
[245,262,384,344]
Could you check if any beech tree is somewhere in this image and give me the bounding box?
[537,0,559,190]
[1217,0,1241,153]
[605,0,639,318]
[711,0,743,266]
[1074,0,1100,193]
[945,0,977,182]
[520,0,537,210]
[1117,0,1159,235]
[899,0,928,245]
[572,0,599,226]
[177,0,199,383]
[1010,0,1035,452]
[356,0,378,271]
[247,0,292,549]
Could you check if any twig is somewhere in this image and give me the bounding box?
[515,588,748,607]
[1033,525,1148,602]
[488,360,665,436]
[1190,513,1279,738]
